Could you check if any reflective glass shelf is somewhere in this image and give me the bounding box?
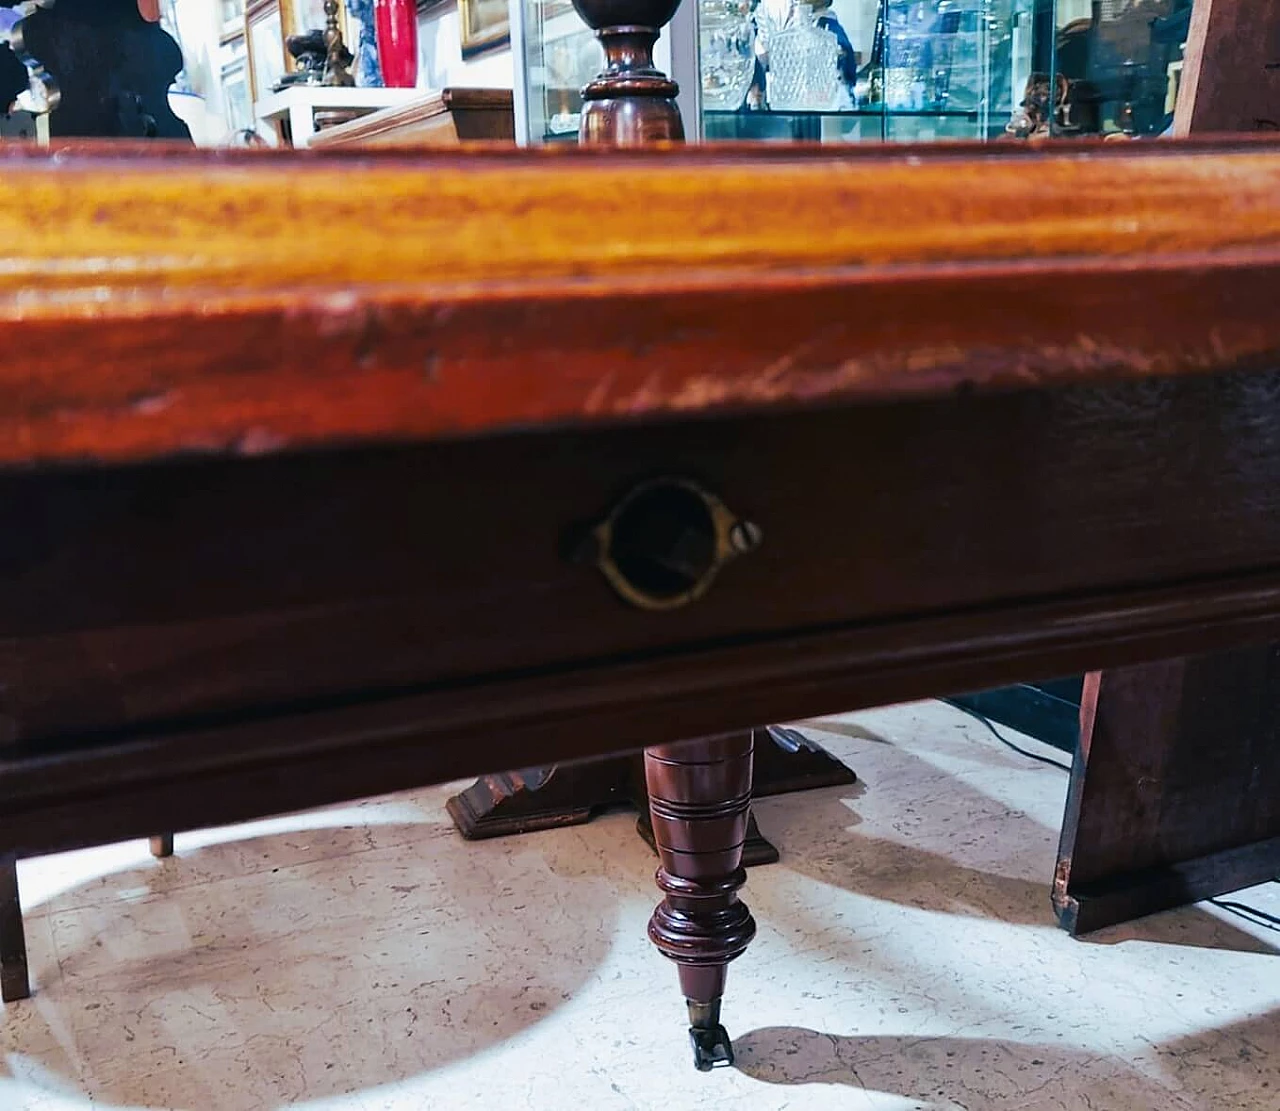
[704,108,981,118]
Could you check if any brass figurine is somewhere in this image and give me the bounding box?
[322,0,354,87]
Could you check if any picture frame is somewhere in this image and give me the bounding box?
[458,0,510,58]
[245,0,286,101]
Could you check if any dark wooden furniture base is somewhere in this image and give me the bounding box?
[645,733,756,1070]
[0,856,27,1004]
[447,727,856,866]
[4,138,1280,1066]
[0,832,175,1003]
[1054,651,1280,934]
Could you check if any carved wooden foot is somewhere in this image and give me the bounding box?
[645,733,757,1071]
[447,762,631,839]
[149,834,174,859]
[0,855,29,1003]
[447,727,855,863]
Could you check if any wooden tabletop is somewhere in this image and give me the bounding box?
[3,137,1280,468]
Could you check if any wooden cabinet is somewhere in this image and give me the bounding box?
[309,87,515,147]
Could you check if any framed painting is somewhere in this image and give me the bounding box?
[458,0,510,57]
[245,0,286,100]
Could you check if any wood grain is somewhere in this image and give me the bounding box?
[308,88,515,147]
[5,373,1280,747]
[1175,0,1280,134]
[1056,651,1280,933]
[2,139,1280,466]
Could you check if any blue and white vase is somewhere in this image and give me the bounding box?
[345,0,385,87]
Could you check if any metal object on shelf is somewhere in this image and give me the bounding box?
[1,0,61,116]
[321,0,354,87]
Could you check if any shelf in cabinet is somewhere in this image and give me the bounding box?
[704,108,983,120]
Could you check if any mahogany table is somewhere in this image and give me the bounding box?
[2,136,1280,1070]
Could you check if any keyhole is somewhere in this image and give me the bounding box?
[609,483,718,603]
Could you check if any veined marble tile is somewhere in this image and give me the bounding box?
[17,787,468,922]
[0,701,1277,1110]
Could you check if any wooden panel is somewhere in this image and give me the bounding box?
[8,550,1280,859]
[4,371,1280,747]
[1175,0,1280,134]
[309,88,516,147]
[1055,650,1280,933]
[1055,19,1280,937]
[2,141,1280,466]
[5,140,1280,878]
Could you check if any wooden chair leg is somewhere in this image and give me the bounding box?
[645,730,757,1071]
[149,834,174,859]
[0,854,30,1002]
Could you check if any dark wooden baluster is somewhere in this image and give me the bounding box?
[645,731,757,1070]
[0,854,29,1003]
[572,0,684,144]
[548,42,765,1051]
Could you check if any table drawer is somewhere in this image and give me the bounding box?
[3,370,1280,748]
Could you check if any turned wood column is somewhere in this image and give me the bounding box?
[562,20,758,1067]
[572,0,684,144]
[646,732,757,1070]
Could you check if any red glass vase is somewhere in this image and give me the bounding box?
[375,0,419,88]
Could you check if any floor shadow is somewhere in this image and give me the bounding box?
[800,718,894,745]
[732,1020,1280,1110]
[0,817,619,1110]
[753,739,1279,957]
[734,1008,1280,1109]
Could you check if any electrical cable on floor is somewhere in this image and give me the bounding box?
[945,700,1073,773]
[1208,898,1280,932]
[944,705,1280,926]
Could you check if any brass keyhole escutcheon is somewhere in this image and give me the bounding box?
[577,477,762,612]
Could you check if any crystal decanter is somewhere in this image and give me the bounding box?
[764,0,839,112]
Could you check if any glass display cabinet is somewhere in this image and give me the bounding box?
[513,0,1192,145]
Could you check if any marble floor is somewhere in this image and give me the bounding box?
[2,700,1279,1110]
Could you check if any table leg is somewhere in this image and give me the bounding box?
[0,855,29,1003]
[447,726,856,864]
[149,834,174,859]
[645,732,757,1071]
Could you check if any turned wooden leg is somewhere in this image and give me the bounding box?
[645,731,757,1071]
[149,834,174,859]
[0,854,30,1002]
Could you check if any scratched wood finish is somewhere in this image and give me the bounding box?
[1174,0,1280,135]
[1,141,1280,466]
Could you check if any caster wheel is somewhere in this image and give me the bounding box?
[689,1024,734,1071]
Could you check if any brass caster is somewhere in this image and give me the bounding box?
[689,1024,734,1071]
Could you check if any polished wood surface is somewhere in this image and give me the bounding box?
[3,140,1280,467]
[5,140,1280,1053]
[308,88,515,147]
[572,0,683,144]
[646,733,756,1070]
